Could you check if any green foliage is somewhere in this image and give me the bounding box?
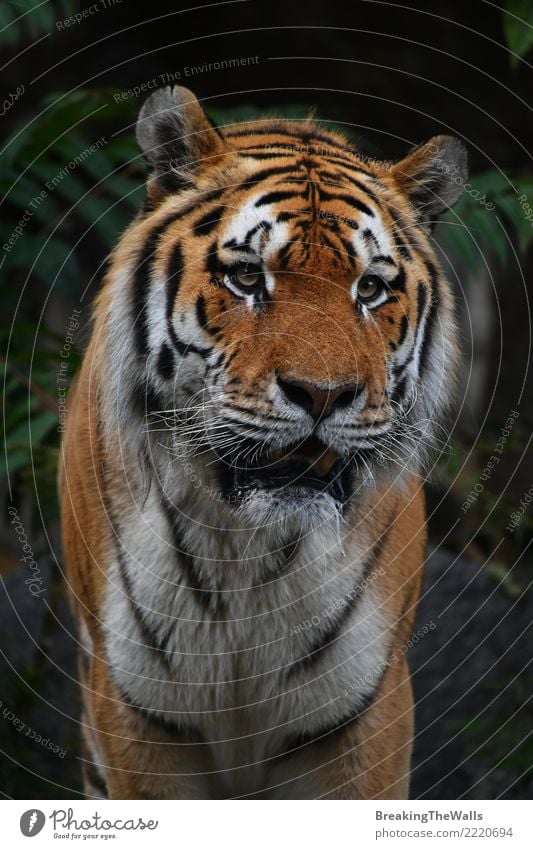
[440,170,533,269]
[0,0,76,45]
[2,86,143,521]
[2,87,143,294]
[504,0,533,68]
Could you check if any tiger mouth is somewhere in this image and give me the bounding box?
[216,435,355,503]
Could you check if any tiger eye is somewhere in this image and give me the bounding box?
[233,264,261,288]
[358,275,383,301]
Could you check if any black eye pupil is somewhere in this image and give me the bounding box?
[233,263,262,288]
[359,275,382,300]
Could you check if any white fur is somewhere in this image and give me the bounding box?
[103,448,393,797]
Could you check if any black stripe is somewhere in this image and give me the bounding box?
[318,153,374,176]
[289,514,396,674]
[165,243,191,357]
[337,235,358,265]
[255,189,306,207]
[117,553,175,674]
[320,169,381,202]
[362,227,379,251]
[238,150,300,160]
[394,235,411,260]
[100,453,175,673]
[276,210,304,223]
[394,281,427,385]
[244,220,270,247]
[223,348,240,371]
[318,187,375,217]
[224,221,272,253]
[195,293,220,336]
[118,684,205,743]
[225,127,304,140]
[166,242,185,322]
[160,494,223,614]
[415,280,428,332]
[320,229,343,260]
[196,293,209,330]
[419,261,440,376]
[240,163,302,185]
[388,265,406,292]
[205,238,221,277]
[276,241,293,268]
[157,341,175,380]
[192,204,226,237]
[278,649,392,759]
[392,374,408,403]
[373,254,396,266]
[398,314,410,347]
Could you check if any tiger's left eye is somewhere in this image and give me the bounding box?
[357,274,385,303]
[232,263,262,288]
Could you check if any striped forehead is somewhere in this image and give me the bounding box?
[218,179,393,272]
[219,193,291,265]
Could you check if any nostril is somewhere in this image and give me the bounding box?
[277,375,365,420]
[331,386,361,412]
[276,375,314,414]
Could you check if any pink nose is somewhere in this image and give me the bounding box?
[276,375,364,421]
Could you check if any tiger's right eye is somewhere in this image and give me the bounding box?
[232,263,262,289]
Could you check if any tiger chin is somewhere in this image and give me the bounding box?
[59,85,467,800]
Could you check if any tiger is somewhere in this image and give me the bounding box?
[59,85,467,800]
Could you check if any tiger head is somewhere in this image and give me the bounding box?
[105,86,467,525]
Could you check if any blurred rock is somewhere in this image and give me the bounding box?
[409,547,533,799]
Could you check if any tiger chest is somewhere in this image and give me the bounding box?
[103,496,392,768]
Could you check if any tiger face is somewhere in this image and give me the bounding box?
[110,86,466,525]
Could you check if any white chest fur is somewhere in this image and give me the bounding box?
[103,479,392,793]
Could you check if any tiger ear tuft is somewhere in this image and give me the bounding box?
[136,86,226,202]
[391,135,468,228]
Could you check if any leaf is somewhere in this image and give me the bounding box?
[2,410,57,479]
[504,0,533,68]
[467,207,509,265]
[3,233,81,290]
[0,4,17,46]
[439,218,482,269]
[3,171,61,222]
[498,194,533,252]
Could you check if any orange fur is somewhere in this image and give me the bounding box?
[60,86,465,799]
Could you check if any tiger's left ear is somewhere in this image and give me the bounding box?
[390,135,468,228]
[136,86,226,203]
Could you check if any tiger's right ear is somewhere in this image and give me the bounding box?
[136,86,226,203]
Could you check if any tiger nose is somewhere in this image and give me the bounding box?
[276,375,364,421]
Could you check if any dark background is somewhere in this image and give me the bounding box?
[1,0,532,799]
